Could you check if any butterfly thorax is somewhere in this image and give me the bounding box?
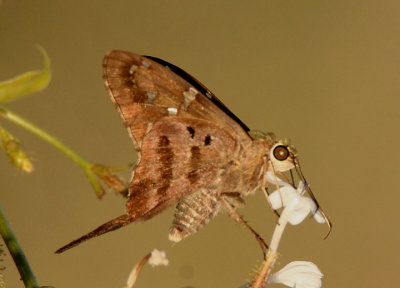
[219,137,271,198]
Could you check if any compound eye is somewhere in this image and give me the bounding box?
[273,145,290,161]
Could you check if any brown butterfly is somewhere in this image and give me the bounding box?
[56,51,331,254]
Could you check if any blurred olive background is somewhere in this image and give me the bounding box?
[1,1,399,287]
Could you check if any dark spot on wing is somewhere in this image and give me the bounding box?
[204,135,211,146]
[187,126,195,139]
[158,135,170,147]
[157,136,173,196]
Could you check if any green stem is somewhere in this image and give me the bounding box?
[0,205,39,288]
[0,105,104,197]
[0,105,89,168]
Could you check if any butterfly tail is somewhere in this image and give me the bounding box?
[55,214,135,254]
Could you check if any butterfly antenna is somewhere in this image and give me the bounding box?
[289,169,296,188]
[294,161,332,239]
[55,214,134,254]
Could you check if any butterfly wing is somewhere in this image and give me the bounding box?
[143,55,250,134]
[55,116,240,254]
[126,116,239,220]
[103,50,253,219]
[56,52,255,253]
[103,50,251,150]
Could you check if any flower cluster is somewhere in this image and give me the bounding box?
[266,172,325,226]
[250,172,325,288]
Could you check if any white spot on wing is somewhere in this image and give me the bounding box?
[129,65,138,74]
[189,87,198,95]
[182,87,197,110]
[146,92,157,104]
[167,107,178,116]
[141,60,150,68]
[145,123,153,134]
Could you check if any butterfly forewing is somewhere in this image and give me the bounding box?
[144,55,251,134]
[103,51,251,149]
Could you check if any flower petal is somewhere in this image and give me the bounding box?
[313,210,326,224]
[304,198,325,224]
[269,185,299,210]
[269,190,284,210]
[267,261,323,288]
[287,199,311,225]
[267,179,326,225]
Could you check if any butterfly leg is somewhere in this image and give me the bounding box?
[220,193,268,259]
[262,186,281,219]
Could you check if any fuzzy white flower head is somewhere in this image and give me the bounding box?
[125,249,169,288]
[148,249,169,267]
[267,261,323,288]
[266,172,325,225]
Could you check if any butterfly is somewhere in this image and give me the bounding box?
[56,51,331,255]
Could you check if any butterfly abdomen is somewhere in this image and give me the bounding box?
[169,188,220,242]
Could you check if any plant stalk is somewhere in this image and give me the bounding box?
[0,205,39,288]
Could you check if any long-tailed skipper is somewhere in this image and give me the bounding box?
[56,51,330,254]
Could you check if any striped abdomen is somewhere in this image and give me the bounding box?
[169,188,220,242]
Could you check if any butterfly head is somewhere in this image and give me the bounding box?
[269,139,298,173]
[249,130,298,173]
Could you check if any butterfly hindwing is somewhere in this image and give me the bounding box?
[125,116,239,220]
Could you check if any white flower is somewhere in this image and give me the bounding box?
[265,171,287,187]
[148,249,169,267]
[267,261,323,288]
[266,172,325,225]
[125,249,169,288]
